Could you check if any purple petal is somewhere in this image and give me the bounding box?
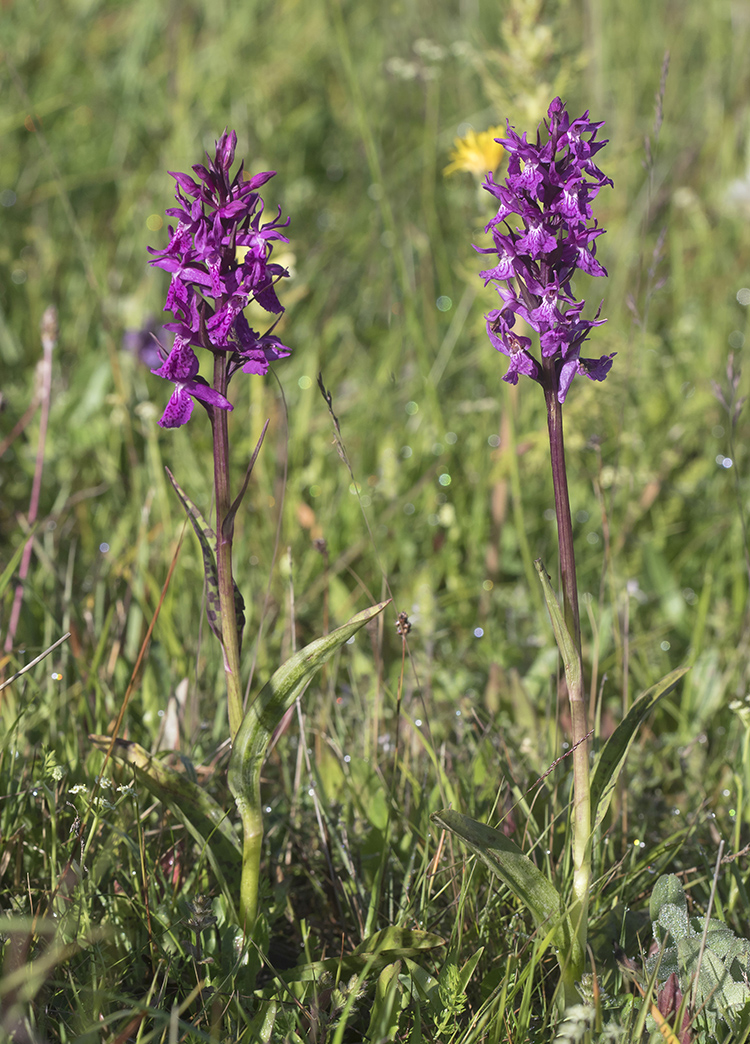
[516,217,558,259]
[152,339,199,381]
[579,353,616,381]
[187,378,233,411]
[557,358,579,403]
[158,385,195,428]
[243,170,277,191]
[215,129,237,173]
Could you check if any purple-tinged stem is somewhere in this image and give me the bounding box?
[211,351,244,740]
[542,386,581,653]
[542,355,590,951]
[5,308,57,655]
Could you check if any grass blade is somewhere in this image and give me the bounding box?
[589,666,689,830]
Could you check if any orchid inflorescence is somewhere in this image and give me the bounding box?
[148,130,291,427]
[478,97,615,403]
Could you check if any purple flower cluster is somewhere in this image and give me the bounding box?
[477,98,615,403]
[149,131,291,427]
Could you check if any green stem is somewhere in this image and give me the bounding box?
[237,802,262,934]
[211,351,244,740]
[542,360,590,963]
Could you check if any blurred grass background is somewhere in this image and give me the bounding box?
[3,0,750,1038]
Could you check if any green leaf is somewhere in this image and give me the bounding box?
[535,559,581,698]
[90,735,241,914]
[228,600,390,815]
[430,809,580,973]
[165,467,245,652]
[590,666,689,830]
[255,931,443,992]
[0,529,35,598]
[228,600,391,931]
[352,927,444,956]
[647,873,750,1025]
[366,961,402,1044]
[243,1000,277,1044]
[456,947,484,994]
[650,872,688,926]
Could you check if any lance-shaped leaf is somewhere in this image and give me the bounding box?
[589,666,689,831]
[229,600,390,812]
[228,600,390,931]
[431,808,582,1002]
[535,559,581,697]
[165,467,245,652]
[352,927,445,957]
[90,735,241,916]
[222,419,269,543]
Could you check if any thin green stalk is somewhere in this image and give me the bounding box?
[211,350,244,741]
[542,359,590,957]
[237,801,263,935]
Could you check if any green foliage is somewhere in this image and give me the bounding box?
[431,807,581,1004]
[3,0,750,1039]
[648,874,750,1038]
[228,600,390,933]
[165,465,246,654]
[89,734,243,914]
[589,666,689,831]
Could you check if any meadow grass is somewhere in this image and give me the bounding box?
[2,0,750,1040]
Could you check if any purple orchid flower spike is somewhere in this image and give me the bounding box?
[477,98,614,402]
[148,130,291,426]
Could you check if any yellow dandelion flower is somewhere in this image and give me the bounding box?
[444,126,505,178]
